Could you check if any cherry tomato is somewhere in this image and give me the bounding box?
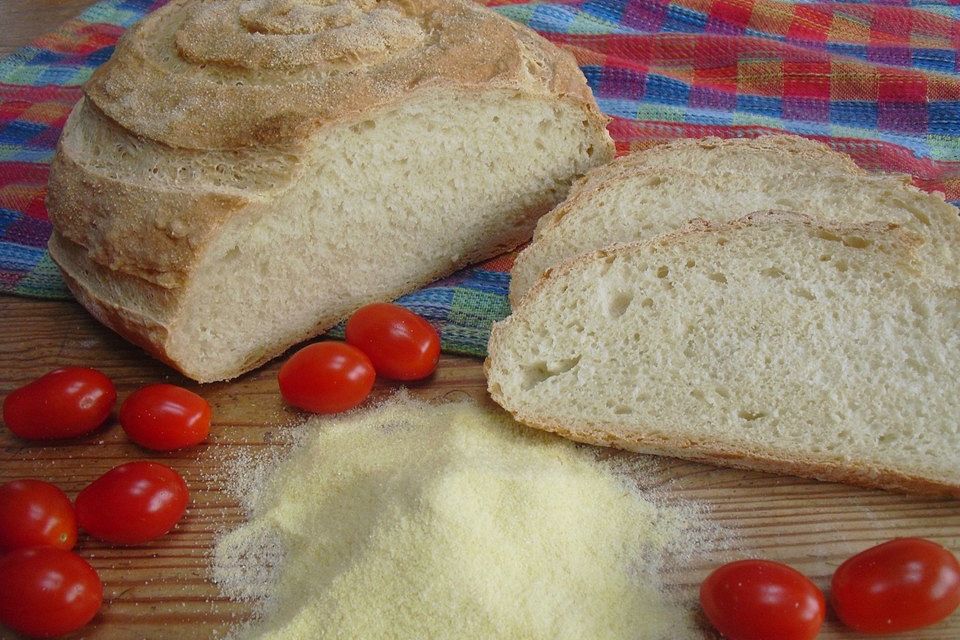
[346,303,440,380]
[0,480,77,552]
[75,461,189,544]
[278,342,375,413]
[700,559,825,640]
[832,537,960,634]
[120,384,211,451]
[3,367,116,440]
[0,547,102,638]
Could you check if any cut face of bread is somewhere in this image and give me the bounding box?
[46,0,614,382]
[49,90,611,381]
[516,137,960,303]
[511,163,960,302]
[488,213,960,495]
[531,135,865,242]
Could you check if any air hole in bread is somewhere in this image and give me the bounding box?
[656,266,669,278]
[717,237,729,246]
[842,235,871,249]
[791,287,816,301]
[814,229,842,243]
[642,175,664,188]
[520,355,581,390]
[738,410,767,422]
[608,292,633,318]
[640,297,654,309]
[708,272,727,284]
[685,259,696,268]
[910,299,929,319]
[715,386,730,399]
[613,406,633,415]
[586,145,595,157]
[834,260,849,273]
[819,254,831,262]
[597,255,615,277]
[760,266,786,279]
[690,389,706,402]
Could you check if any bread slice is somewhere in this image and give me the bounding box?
[487,212,960,496]
[530,135,864,242]
[46,0,614,382]
[513,136,960,303]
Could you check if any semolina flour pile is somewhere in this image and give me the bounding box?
[212,395,710,639]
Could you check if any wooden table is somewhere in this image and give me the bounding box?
[1,5,959,639]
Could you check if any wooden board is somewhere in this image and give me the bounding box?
[2,295,959,639]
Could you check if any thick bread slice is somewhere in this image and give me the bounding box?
[511,161,960,302]
[530,135,864,242]
[46,0,614,382]
[487,212,960,496]
[517,136,959,303]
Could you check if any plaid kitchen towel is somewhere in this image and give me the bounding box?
[1,0,958,357]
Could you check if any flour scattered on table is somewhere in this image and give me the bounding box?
[212,394,717,639]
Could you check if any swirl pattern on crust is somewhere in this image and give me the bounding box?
[82,0,596,149]
[176,0,426,69]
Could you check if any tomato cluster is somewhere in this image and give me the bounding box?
[2,368,202,637]
[0,462,190,638]
[4,369,211,451]
[701,538,960,639]
[0,303,439,636]
[279,303,440,413]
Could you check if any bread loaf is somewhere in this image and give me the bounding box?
[512,136,960,303]
[487,212,960,495]
[46,0,614,382]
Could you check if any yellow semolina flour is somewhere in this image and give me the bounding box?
[212,395,708,639]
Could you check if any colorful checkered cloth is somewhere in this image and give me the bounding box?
[2,0,958,357]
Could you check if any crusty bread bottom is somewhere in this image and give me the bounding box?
[521,419,959,497]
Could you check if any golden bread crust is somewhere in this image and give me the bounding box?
[83,0,600,150]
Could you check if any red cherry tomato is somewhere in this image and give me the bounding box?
[0,547,102,638]
[832,537,960,634]
[120,384,211,451]
[3,367,116,440]
[278,342,375,413]
[346,303,440,380]
[75,461,189,544]
[0,480,77,552]
[700,559,825,640]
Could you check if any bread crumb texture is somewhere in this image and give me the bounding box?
[213,395,709,639]
[512,135,960,302]
[490,213,960,493]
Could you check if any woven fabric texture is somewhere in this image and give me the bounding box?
[1,0,958,357]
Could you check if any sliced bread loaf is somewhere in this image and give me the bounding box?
[487,212,960,495]
[46,0,614,382]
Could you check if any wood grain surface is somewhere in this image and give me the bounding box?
[1,6,959,639]
[2,295,960,640]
